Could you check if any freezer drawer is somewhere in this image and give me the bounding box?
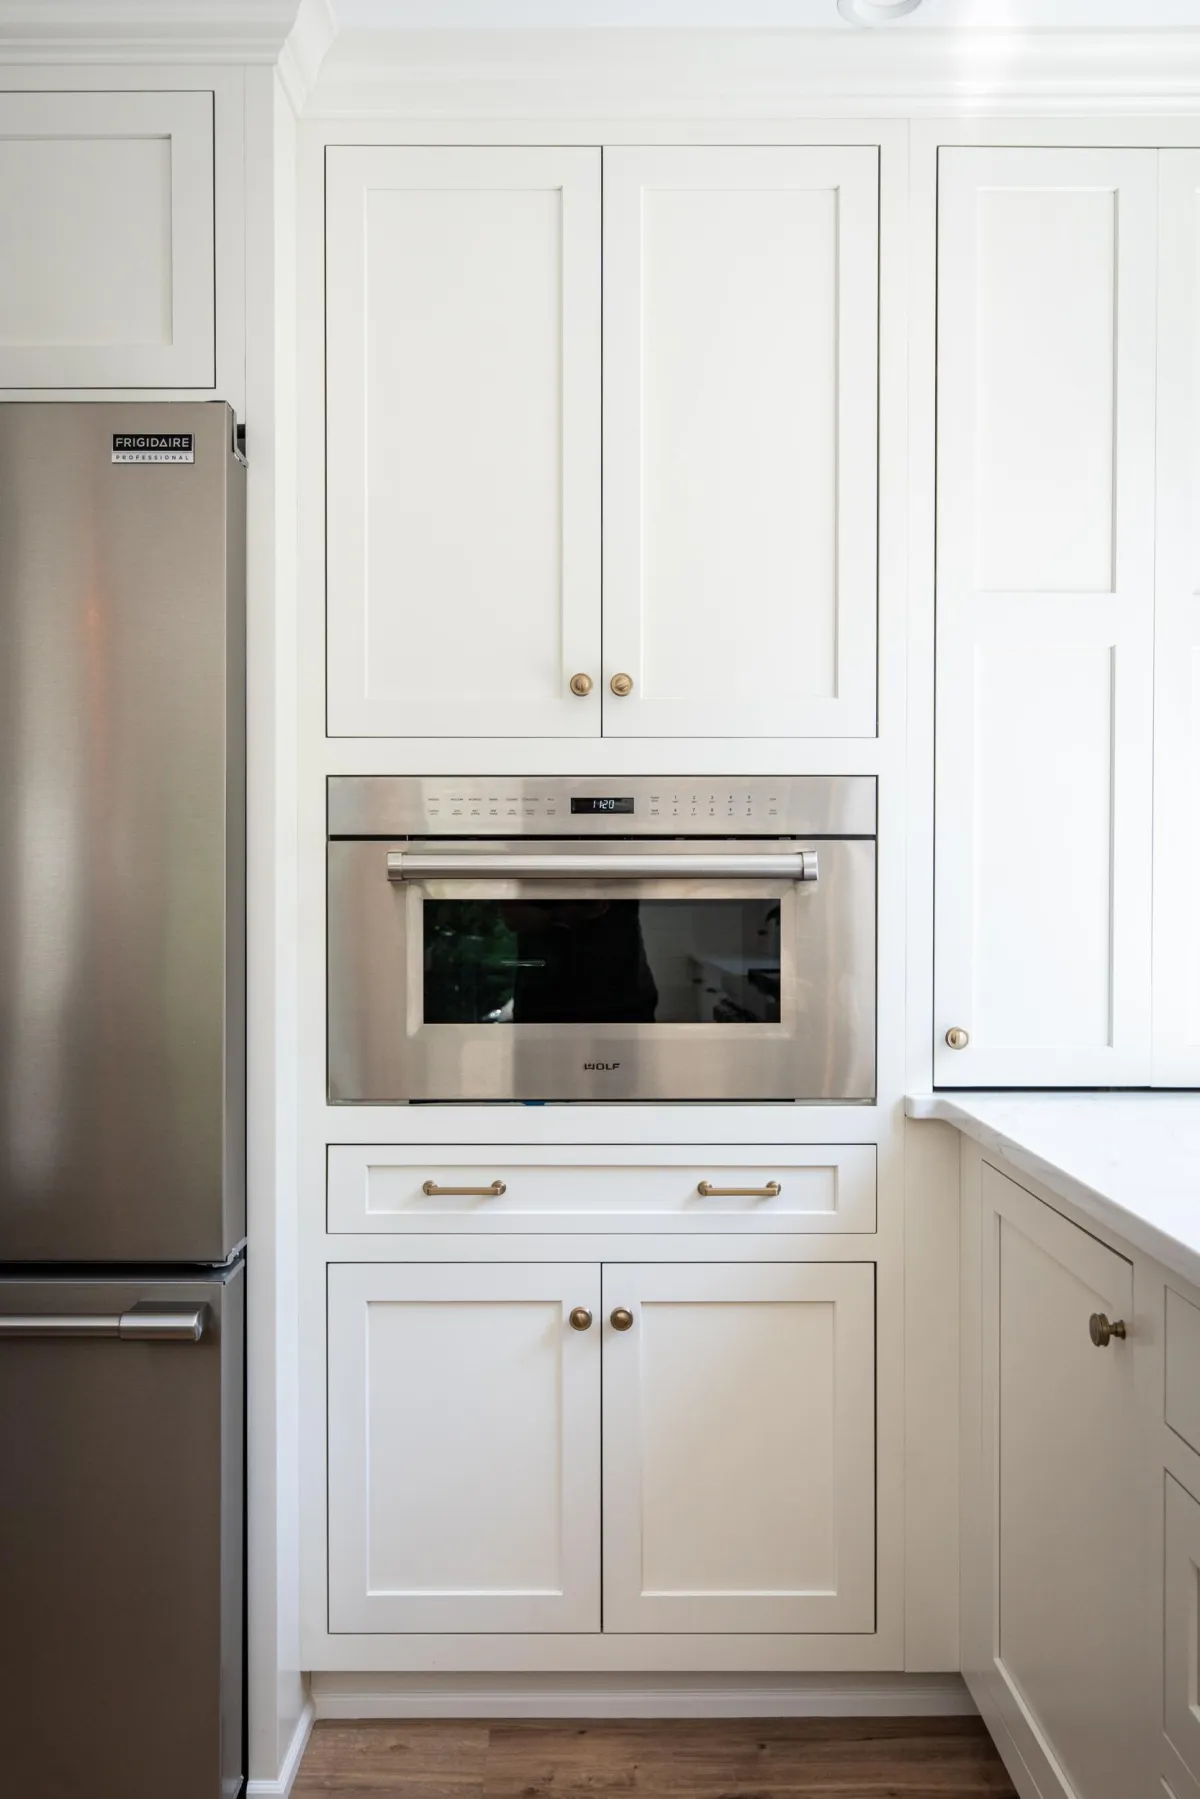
[0,1261,244,1799]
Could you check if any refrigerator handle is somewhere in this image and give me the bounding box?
[0,1303,208,1343]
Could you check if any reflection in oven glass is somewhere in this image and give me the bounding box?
[422,900,782,1025]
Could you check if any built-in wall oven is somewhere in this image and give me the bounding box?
[328,777,876,1104]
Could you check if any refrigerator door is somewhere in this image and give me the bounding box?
[0,403,245,1262]
[0,1261,244,1799]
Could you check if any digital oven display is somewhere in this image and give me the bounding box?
[570,796,635,815]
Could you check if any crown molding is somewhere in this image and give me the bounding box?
[278,0,338,109]
[305,25,1200,116]
[0,0,303,63]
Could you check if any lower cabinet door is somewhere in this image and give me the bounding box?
[600,1261,875,1632]
[1165,1474,1200,1799]
[327,1263,601,1633]
[979,1164,1140,1799]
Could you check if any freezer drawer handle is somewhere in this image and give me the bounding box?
[387,851,819,882]
[0,1302,208,1343]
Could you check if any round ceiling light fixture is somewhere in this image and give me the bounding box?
[837,0,925,22]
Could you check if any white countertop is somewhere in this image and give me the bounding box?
[907,1092,1200,1290]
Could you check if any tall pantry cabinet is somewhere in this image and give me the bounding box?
[324,144,879,739]
[934,146,1200,1088]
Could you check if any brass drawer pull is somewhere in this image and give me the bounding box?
[568,1307,593,1332]
[696,1180,781,1199]
[1089,1312,1127,1348]
[610,1308,634,1332]
[421,1180,507,1198]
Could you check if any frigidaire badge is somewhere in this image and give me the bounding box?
[111,433,195,464]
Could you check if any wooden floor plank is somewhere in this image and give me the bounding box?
[293,1721,488,1796]
[295,1718,1018,1799]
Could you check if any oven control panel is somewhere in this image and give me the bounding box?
[423,788,784,825]
[328,776,877,839]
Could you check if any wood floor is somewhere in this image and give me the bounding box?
[293,1717,1018,1798]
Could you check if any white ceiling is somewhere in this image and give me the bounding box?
[334,0,1200,27]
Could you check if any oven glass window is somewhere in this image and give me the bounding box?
[422,900,782,1024]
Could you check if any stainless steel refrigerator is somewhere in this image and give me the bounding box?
[0,403,247,1799]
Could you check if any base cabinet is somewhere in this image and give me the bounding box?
[964,1161,1143,1799]
[327,1259,875,1639]
[601,1261,874,1633]
[1164,1475,1200,1799]
[327,1262,602,1633]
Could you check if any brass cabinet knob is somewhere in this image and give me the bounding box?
[569,673,593,697]
[568,1307,593,1332]
[610,1307,634,1332]
[945,1027,970,1050]
[1089,1313,1127,1348]
[609,672,634,697]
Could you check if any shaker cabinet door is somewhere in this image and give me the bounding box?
[325,147,602,737]
[0,91,215,389]
[327,1263,601,1633]
[600,1261,875,1633]
[972,1164,1141,1799]
[601,146,879,739]
[934,148,1156,1086]
[1153,152,1200,1087]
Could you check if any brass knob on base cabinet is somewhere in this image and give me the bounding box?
[568,1307,593,1332]
[609,673,634,697]
[945,1027,970,1050]
[1089,1313,1127,1348]
[610,1307,634,1332]
[569,673,593,697]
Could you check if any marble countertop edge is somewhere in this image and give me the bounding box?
[906,1090,1200,1294]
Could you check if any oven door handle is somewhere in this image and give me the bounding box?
[387,851,818,882]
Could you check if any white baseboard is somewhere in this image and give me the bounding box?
[246,1700,315,1798]
[309,1672,974,1721]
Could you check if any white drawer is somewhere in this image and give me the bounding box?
[327,1144,876,1235]
[1167,1288,1200,1458]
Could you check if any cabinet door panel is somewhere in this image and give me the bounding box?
[979,1163,1140,1799]
[0,92,214,389]
[602,147,878,738]
[1165,1474,1200,1798]
[601,1261,874,1632]
[935,149,1155,1085]
[326,147,601,737]
[327,1262,600,1632]
[1154,154,1200,1085]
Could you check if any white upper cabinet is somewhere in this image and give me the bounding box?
[0,92,215,390]
[934,148,1156,1087]
[1154,153,1200,1087]
[325,146,602,737]
[602,147,879,738]
[324,142,880,740]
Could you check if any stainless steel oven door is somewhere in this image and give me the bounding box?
[328,838,875,1103]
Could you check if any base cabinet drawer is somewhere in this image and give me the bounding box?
[327,1260,875,1637]
[1167,1289,1200,1459]
[327,1145,877,1234]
